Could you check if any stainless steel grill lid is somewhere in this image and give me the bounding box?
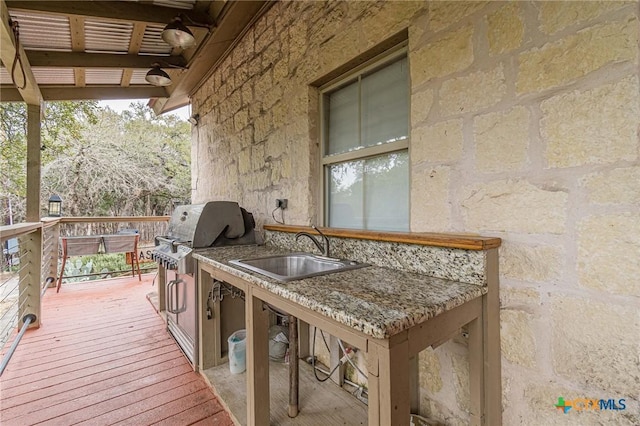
[167,201,248,248]
[152,201,257,274]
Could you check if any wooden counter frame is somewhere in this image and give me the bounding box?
[196,245,502,425]
[244,286,485,425]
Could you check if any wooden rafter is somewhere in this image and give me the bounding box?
[69,16,85,87]
[121,22,147,87]
[26,51,187,69]
[0,0,41,105]
[5,1,214,27]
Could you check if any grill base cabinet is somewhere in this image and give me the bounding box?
[150,201,258,370]
[166,269,198,366]
[197,265,246,370]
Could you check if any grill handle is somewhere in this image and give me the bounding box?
[167,278,187,314]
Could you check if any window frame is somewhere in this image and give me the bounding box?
[318,42,410,229]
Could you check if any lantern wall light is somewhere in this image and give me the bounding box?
[48,194,62,217]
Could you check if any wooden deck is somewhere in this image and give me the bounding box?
[0,274,233,426]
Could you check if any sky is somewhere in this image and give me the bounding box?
[98,99,191,121]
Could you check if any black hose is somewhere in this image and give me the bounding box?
[10,20,26,90]
[311,327,341,382]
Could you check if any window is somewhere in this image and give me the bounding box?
[321,48,409,231]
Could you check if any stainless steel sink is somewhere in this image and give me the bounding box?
[229,252,369,282]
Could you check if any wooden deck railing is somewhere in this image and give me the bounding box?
[1,222,45,346]
[0,216,169,346]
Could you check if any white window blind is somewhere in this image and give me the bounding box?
[323,52,409,232]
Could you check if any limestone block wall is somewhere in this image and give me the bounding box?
[191,1,640,424]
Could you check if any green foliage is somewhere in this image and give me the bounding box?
[62,253,154,283]
[87,253,129,275]
[63,257,94,283]
[0,103,28,219]
[42,102,99,158]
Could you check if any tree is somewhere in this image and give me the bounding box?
[1,101,190,222]
[0,101,98,222]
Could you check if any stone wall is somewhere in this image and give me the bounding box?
[191,1,640,424]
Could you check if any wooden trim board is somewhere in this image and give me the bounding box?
[264,224,501,250]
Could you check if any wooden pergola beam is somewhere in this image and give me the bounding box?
[0,0,42,105]
[0,85,169,102]
[5,1,214,26]
[26,51,187,69]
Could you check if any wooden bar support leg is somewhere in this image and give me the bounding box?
[298,319,309,359]
[378,339,410,426]
[484,249,502,425]
[409,355,420,414]
[469,316,484,426]
[330,334,345,386]
[246,292,270,426]
[288,314,299,418]
[366,344,380,426]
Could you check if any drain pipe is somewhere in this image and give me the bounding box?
[288,314,299,418]
[0,314,37,376]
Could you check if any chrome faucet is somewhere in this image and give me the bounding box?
[295,225,330,257]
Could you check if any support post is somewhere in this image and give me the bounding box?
[26,103,41,222]
[23,103,43,320]
[18,228,42,328]
[48,221,60,286]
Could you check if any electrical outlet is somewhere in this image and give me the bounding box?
[276,199,288,209]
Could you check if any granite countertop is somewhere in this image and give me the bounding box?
[194,245,486,340]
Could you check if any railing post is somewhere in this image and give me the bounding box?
[46,221,60,288]
[18,228,42,329]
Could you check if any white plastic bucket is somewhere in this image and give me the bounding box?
[228,329,247,374]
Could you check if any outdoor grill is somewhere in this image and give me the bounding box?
[151,201,258,367]
[151,201,258,274]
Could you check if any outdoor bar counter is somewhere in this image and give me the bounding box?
[194,226,502,425]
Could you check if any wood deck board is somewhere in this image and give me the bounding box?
[0,274,232,426]
[13,322,173,365]
[0,356,187,417]
[2,337,176,382]
[1,342,178,389]
[110,388,223,426]
[74,378,210,425]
